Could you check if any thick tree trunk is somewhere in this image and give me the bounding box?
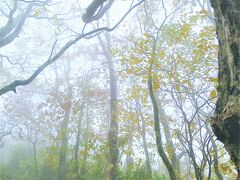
[210,0,240,178]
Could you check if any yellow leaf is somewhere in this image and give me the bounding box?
[143,32,151,38]
[199,32,205,38]
[210,90,217,98]
[144,45,149,51]
[199,9,208,19]
[33,10,40,17]
[153,81,160,90]
[131,58,139,65]
[182,80,192,87]
[199,9,207,14]
[139,41,144,49]
[168,72,174,79]
[158,50,166,58]
[175,85,180,92]
[209,77,218,83]
[180,23,191,37]
[126,69,132,74]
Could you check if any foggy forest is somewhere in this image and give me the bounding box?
[0,0,239,180]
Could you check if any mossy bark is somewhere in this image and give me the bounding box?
[210,0,240,178]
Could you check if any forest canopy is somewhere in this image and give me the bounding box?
[0,0,239,180]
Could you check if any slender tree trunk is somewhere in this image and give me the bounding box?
[175,93,203,180]
[125,136,134,174]
[73,103,85,180]
[212,139,224,180]
[33,142,39,180]
[58,98,72,180]
[98,32,119,180]
[157,102,181,178]
[205,122,223,180]
[148,76,177,180]
[186,122,203,180]
[141,120,152,178]
[107,44,119,180]
[80,106,90,176]
[210,0,240,178]
[135,99,152,178]
[185,155,191,180]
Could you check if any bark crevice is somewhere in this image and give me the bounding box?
[210,0,240,178]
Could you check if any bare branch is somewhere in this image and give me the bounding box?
[0,4,33,48]
[0,0,18,37]
[0,0,145,96]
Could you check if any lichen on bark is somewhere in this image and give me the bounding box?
[210,0,240,178]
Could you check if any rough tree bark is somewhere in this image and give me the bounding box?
[210,0,240,178]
